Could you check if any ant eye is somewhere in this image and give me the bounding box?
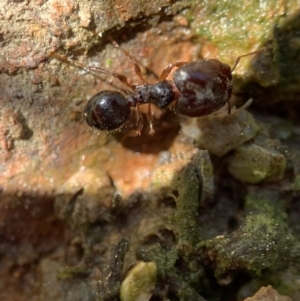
[84,91,131,131]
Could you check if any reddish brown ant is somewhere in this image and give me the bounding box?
[51,41,264,134]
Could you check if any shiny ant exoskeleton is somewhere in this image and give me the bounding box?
[51,42,264,134]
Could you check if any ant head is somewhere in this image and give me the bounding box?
[83,90,131,131]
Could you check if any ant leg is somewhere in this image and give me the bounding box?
[214,98,252,116]
[211,100,231,116]
[147,103,155,135]
[109,37,146,84]
[234,98,253,113]
[231,47,266,72]
[159,62,188,81]
[135,104,144,135]
[50,52,136,91]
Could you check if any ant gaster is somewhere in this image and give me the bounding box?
[51,41,264,134]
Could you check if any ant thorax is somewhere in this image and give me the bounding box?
[127,80,177,109]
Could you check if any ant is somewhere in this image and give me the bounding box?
[51,41,264,135]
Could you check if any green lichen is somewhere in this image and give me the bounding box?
[137,151,213,300]
[137,243,178,278]
[137,244,207,301]
[173,160,201,248]
[186,0,300,100]
[198,189,300,279]
[151,150,213,249]
[57,265,91,280]
[189,0,294,63]
[172,151,214,248]
[194,0,274,45]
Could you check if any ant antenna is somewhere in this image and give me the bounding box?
[226,47,265,114]
[108,36,147,85]
[50,52,136,91]
[231,47,266,72]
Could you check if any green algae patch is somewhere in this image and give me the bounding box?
[198,189,300,279]
[137,243,178,278]
[56,265,91,280]
[190,0,296,68]
[171,151,213,267]
[187,0,300,99]
[193,0,276,47]
[137,151,214,300]
[137,244,207,301]
[151,150,213,249]
[173,159,202,247]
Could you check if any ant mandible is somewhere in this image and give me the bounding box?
[51,41,264,134]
